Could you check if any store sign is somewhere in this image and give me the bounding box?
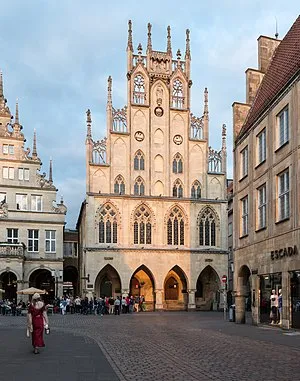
[271,245,298,260]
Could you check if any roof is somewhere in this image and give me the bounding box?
[238,15,300,140]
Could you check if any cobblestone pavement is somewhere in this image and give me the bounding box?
[1,312,300,381]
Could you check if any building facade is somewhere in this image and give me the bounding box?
[233,17,300,328]
[0,73,67,302]
[63,229,79,296]
[227,180,234,306]
[77,22,228,311]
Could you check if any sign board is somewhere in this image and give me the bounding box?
[221,275,227,283]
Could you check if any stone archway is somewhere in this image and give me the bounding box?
[29,269,55,304]
[236,265,251,324]
[130,265,155,311]
[195,265,220,311]
[164,265,188,311]
[0,271,18,301]
[63,266,79,296]
[95,265,121,298]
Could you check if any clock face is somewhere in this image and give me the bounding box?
[134,131,145,142]
[173,134,183,145]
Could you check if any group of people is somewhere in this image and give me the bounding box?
[0,299,27,316]
[50,294,146,315]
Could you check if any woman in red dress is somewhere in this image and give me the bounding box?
[27,293,49,354]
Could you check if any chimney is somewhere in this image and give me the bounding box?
[232,102,251,140]
[257,36,281,74]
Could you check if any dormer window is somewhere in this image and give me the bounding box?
[133,75,146,105]
[172,79,184,108]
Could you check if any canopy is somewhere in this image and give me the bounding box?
[17,287,47,295]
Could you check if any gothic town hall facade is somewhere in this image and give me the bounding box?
[77,22,228,311]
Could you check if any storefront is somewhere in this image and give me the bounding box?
[291,271,300,329]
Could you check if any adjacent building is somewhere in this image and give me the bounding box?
[63,229,79,296]
[0,73,67,302]
[233,16,300,328]
[77,22,228,311]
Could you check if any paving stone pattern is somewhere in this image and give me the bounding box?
[1,312,300,381]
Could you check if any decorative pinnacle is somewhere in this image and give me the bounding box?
[0,70,3,97]
[86,109,92,138]
[15,99,19,124]
[222,124,227,150]
[204,87,209,117]
[185,29,191,59]
[167,26,172,55]
[107,76,112,105]
[147,23,152,52]
[49,157,53,184]
[32,129,37,158]
[137,43,143,54]
[176,49,181,60]
[127,20,133,52]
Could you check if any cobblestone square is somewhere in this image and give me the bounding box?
[1,312,300,381]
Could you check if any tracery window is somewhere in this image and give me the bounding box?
[191,181,201,199]
[172,153,183,174]
[92,139,107,164]
[98,204,118,244]
[190,114,204,140]
[208,148,222,173]
[133,204,152,244]
[172,79,184,109]
[112,107,127,133]
[133,75,146,105]
[167,207,185,245]
[172,179,183,198]
[114,175,125,195]
[134,150,145,170]
[134,177,145,196]
[198,207,218,247]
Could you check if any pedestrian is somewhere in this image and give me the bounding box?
[134,296,140,313]
[27,293,49,355]
[129,295,134,313]
[122,297,126,314]
[114,296,120,315]
[109,296,115,314]
[125,296,130,314]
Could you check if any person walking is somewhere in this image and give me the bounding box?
[27,293,49,355]
[114,297,120,315]
[109,296,115,314]
[134,296,140,313]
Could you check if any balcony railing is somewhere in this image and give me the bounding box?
[0,243,24,257]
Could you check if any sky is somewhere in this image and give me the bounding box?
[0,1,299,228]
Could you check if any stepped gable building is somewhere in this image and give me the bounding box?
[77,22,228,311]
[0,72,67,302]
[233,16,300,328]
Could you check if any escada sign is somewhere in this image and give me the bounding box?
[271,245,298,260]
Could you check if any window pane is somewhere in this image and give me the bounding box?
[199,221,204,245]
[140,157,145,170]
[180,220,184,245]
[106,220,111,243]
[99,221,104,243]
[9,145,14,155]
[140,183,145,196]
[113,221,118,243]
[174,218,178,245]
[146,222,151,244]
[9,167,14,179]
[205,219,210,245]
[167,219,172,245]
[3,167,8,179]
[140,222,145,244]
[24,169,29,181]
[134,221,138,244]
[18,168,24,180]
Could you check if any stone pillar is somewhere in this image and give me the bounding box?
[235,295,246,324]
[188,289,196,311]
[57,280,63,298]
[281,271,290,329]
[155,289,164,310]
[251,275,259,325]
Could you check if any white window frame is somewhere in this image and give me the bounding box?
[278,170,289,221]
[241,146,248,178]
[28,229,39,252]
[257,129,266,164]
[9,167,14,179]
[31,195,42,212]
[2,167,8,179]
[16,194,28,210]
[8,145,14,155]
[0,192,6,203]
[7,228,18,243]
[2,144,8,154]
[241,197,249,236]
[228,222,233,237]
[257,184,267,229]
[45,230,56,253]
[278,107,289,148]
[18,168,30,181]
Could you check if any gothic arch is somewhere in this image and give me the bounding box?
[94,264,122,298]
[172,178,184,198]
[133,150,145,171]
[130,202,156,227]
[154,154,164,173]
[209,177,222,199]
[132,203,154,245]
[171,77,185,109]
[154,129,164,145]
[133,110,147,132]
[164,204,188,225]
[191,180,201,199]
[0,268,20,280]
[172,153,183,174]
[114,174,126,194]
[164,265,189,310]
[195,265,221,310]
[95,200,121,223]
[197,206,220,247]
[172,113,185,125]
[154,180,164,196]
[130,265,156,310]
[133,176,145,195]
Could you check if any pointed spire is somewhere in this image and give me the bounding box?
[49,157,53,185]
[222,124,227,150]
[32,129,37,158]
[127,20,133,52]
[147,23,152,52]
[107,76,112,106]
[86,109,92,139]
[15,99,19,124]
[0,71,3,98]
[204,87,209,118]
[185,29,191,59]
[167,26,172,55]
